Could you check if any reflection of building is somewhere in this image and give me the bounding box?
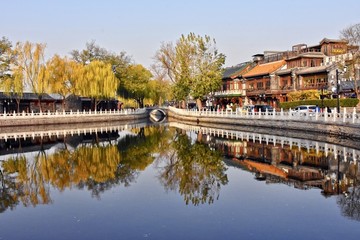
[172,122,360,197]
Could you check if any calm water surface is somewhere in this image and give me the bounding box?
[0,121,360,240]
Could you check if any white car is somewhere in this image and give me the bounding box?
[290,105,319,116]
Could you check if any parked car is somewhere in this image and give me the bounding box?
[241,105,255,112]
[254,104,274,112]
[290,105,320,116]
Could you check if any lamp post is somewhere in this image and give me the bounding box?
[336,69,340,113]
[336,67,347,113]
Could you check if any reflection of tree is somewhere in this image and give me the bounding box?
[117,126,170,186]
[0,125,170,212]
[158,130,228,205]
[0,153,52,212]
[337,184,360,221]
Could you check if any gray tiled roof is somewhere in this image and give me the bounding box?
[0,92,56,101]
[296,65,328,75]
[223,62,251,79]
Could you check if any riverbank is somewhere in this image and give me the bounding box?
[167,106,360,140]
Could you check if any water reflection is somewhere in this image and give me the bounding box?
[1,121,360,221]
[0,125,163,212]
[157,129,228,205]
[0,122,228,212]
[170,122,360,221]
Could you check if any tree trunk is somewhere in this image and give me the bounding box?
[62,96,65,111]
[181,100,186,109]
[38,97,42,112]
[16,98,21,113]
[196,99,203,110]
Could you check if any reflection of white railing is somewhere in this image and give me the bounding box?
[169,122,360,162]
[169,106,360,125]
[0,121,149,141]
[0,108,147,119]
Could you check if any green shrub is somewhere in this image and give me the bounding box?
[279,98,359,110]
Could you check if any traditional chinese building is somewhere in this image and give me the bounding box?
[242,59,286,107]
[215,61,254,107]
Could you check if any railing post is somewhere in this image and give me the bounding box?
[272,108,275,119]
[343,108,347,123]
[280,108,283,117]
[258,109,261,119]
[324,108,328,122]
[353,107,356,124]
[333,109,337,122]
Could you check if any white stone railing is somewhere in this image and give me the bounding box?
[0,108,147,119]
[213,89,245,96]
[169,106,360,125]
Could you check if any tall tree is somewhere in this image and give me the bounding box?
[71,40,132,103]
[78,60,118,110]
[0,37,12,77]
[0,37,26,112]
[147,79,171,106]
[46,55,83,110]
[154,33,226,108]
[121,64,152,108]
[70,40,108,64]
[14,41,48,111]
[340,23,360,101]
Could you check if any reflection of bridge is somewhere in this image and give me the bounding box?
[169,122,360,162]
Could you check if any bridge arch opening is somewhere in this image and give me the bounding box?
[150,109,167,122]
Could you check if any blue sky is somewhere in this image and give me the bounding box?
[1,0,359,68]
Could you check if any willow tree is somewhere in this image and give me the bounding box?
[14,41,48,111]
[154,33,226,109]
[46,55,83,110]
[78,60,118,110]
[0,37,26,112]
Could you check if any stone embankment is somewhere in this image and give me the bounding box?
[0,109,148,127]
[167,107,360,140]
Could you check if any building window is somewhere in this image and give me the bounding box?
[257,82,264,89]
[266,81,271,89]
